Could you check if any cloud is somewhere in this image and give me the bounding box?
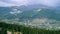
[0,0,29,7]
[36,0,58,7]
[13,0,60,7]
[10,0,29,5]
[10,9,23,15]
[0,0,60,7]
[0,1,17,7]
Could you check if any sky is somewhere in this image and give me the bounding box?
[0,0,60,7]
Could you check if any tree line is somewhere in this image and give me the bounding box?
[0,22,60,34]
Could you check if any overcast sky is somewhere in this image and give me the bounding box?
[0,0,60,7]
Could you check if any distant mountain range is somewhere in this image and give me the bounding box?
[0,4,60,20]
[0,4,60,30]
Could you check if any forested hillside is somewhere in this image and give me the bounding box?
[0,22,60,34]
